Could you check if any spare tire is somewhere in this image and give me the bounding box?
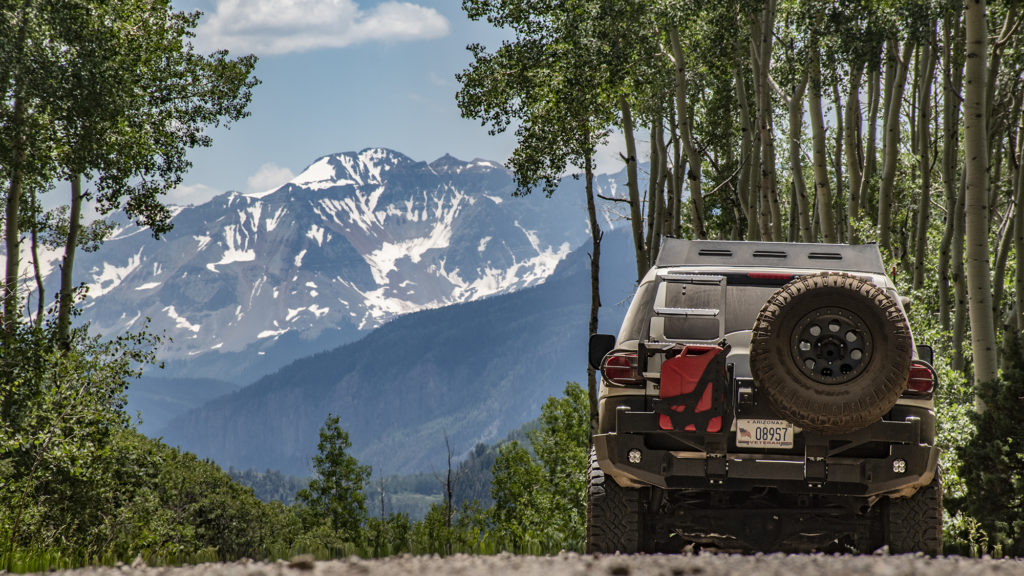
[749,272,912,434]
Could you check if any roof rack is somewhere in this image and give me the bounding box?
[655,239,885,275]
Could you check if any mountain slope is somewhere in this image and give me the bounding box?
[126,376,242,433]
[157,231,637,476]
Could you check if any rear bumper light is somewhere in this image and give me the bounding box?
[905,360,937,397]
[601,352,644,386]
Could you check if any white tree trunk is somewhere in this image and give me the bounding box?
[879,41,913,254]
[964,0,998,404]
[671,28,706,240]
[914,28,936,289]
[809,45,836,244]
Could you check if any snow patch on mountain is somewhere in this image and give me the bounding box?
[206,225,256,272]
[88,248,144,297]
[258,327,289,339]
[265,207,287,231]
[443,241,571,302]
[164,305,200,334]
[306,225,326,247]
[364,194,462,285]
[293,157,336,187]
[0,241,64,287]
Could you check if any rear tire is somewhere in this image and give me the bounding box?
[586,447,643,553]
[885,468,943,555]
[750,272,913,433]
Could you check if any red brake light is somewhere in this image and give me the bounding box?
[747,272,795,281]
[602,352,643,385]
[906,361,935,395]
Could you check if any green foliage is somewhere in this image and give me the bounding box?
[94,430,302,561]
[489,441,544,546]
[889,214,983,553]
[365,512,412,556]
[2,0,259,234]
[0,322,152,562]
[451,442,501,508]
[1,0,258,341]
[360,424,533,522]
[410,501,490,555]
[950,334,1024,557]
[488,382,589,552]
[0,320,302,569]
[458,0,620,195]
[296,415,371,541]
[229,468,307,505]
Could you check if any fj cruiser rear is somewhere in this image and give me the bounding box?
[587,239,941,554]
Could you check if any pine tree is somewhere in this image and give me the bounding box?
[297,415,371,540]
[954,334,1024,556]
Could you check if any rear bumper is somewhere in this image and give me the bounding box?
[594,404,939,497]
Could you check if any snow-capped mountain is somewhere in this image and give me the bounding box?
[40,148,591,381]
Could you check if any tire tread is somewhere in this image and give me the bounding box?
[886,469,943,555]
[586,447,642,553]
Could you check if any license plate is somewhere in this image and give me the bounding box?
[736,418,794,449]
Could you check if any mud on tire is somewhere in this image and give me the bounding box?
[750,272,912,434]
[586,447,643,554]
[885,468,943,555]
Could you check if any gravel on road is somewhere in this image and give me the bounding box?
[41,552,1024,576]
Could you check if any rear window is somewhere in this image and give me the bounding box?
[617,276,781,343]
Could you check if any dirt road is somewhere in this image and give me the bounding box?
[46,552,1024,576]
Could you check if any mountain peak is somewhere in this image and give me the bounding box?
[279,148,414,192]
[429,153,465,173]
[430,154,504,175]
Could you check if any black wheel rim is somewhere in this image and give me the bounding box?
[790,306,872,384]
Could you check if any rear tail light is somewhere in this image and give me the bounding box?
[905,360,936,396]
[601,352,644,386]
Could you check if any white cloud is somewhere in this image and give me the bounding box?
[168,183,222,206]
[196,0,451,55]
[247,162,296,193]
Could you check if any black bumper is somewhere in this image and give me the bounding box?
[594,404,939,497]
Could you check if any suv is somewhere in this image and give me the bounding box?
[587,239,941,554]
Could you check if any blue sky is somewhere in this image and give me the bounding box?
[173,0,510,203]
[171,0,627,206]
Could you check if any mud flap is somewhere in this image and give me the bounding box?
[654,345,731,433]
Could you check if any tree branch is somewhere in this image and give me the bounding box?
[597,193,633,205]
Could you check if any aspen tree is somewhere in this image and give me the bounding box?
[964,0,998,402]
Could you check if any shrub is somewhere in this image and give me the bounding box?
[951,334,1024,557]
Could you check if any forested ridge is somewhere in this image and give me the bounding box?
[2,0,1024,569]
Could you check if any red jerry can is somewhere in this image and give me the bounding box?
[657,345,728,433]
